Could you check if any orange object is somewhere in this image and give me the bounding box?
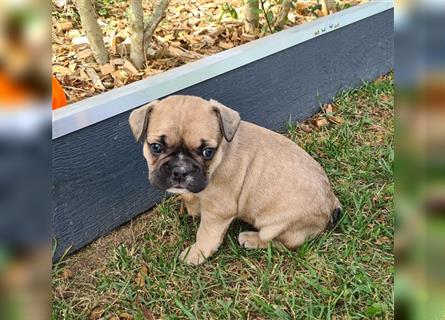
[52,76,67,110]
[0,71,31,107]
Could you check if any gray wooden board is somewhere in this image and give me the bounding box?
[52,9,393,260]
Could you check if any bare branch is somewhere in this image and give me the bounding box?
[260,0,272,34]
[143,0,169,52]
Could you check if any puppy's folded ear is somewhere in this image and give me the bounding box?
[210,99,241,142]
[128,100,159,142]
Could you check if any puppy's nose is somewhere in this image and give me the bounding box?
[171,166,192,182]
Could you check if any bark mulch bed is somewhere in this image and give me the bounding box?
[52,0,364,104]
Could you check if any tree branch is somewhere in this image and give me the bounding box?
[143,0,169,52]
[260,0,273,34]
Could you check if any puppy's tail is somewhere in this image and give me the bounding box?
[329,207,342,227]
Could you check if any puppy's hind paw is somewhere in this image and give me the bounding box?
[238,231,268,249]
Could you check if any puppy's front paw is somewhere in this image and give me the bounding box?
[179,245,206,265]
[186,208,201,217]
[238,231,268,249]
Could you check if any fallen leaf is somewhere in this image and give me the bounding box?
[324,103,334,113]
[61,268,73,279]
[314,118,329,128]
[135,273,145,287]
[135,264,148,287]
[328,115,344,124]
[376,236,390,245]
[89,307,104,320]
[299,123,313,133]
[119,312,133,320]
[140,265,148,276]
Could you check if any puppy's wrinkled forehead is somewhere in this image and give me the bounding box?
[147,96,221,147]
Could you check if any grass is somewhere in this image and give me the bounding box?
[52,74,394,319]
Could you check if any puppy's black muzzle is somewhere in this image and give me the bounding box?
[170,162,198,184]
[151,152,208,193]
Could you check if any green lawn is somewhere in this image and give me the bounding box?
[53,74,394,319]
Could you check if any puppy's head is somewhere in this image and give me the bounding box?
[129,95,240,194]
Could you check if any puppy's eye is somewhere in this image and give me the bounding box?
[150,143,164,155]
[202,147,215,160]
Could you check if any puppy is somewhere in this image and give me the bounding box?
[129,95,341,265]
